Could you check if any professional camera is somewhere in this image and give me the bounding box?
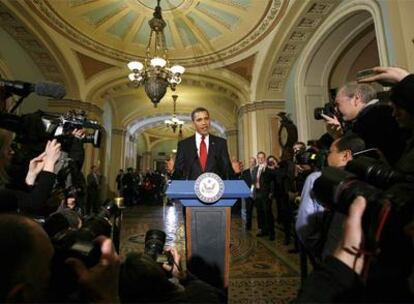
[45,200,119,301]
[314,102,338,120]
[295,146,328,168]
[46,199,119,267]
[144,229,174,265]
[267,159,276,167]
[312,156,411,212]
[312,156,413,250]
[0,109,102,147]
[41,109,102,148]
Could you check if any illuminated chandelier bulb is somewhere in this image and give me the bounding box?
[150,57,167,68]
[127,61,143,71]
[170,65,185,75]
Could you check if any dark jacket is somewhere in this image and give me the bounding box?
[296,256,364,303]
[349,101,407,165]
[241,168,254,187]
[251,165,277,196]
[172,134,234,180]
[0,171,56,215]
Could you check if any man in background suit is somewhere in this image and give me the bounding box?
[252,152,278,241]
[86,165,101,215]
[241,157,256,230]
[167,107,240,179]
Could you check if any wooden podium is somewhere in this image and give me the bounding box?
[166,178,250,290]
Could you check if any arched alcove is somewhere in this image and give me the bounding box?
[292,0,389,142]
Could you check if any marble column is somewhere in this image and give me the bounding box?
[225,128,238,160]
[108,128,126,193]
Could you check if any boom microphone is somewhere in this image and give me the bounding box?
[0,79,66,99]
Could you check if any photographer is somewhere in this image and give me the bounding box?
[322,82,406,165]
[296,197,367,302]
[120,246,224,303]
[296,134,365,263]
[0,131,61,215]
[359,66,414,174]
[0,213,121,303]
[297,186,414,303]
[276,148,296,245]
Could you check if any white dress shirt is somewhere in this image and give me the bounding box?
[195,132,209,157]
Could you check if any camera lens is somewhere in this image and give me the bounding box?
[314,107,324,120]
[144,229,166,259]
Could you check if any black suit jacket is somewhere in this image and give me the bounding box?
[241,168,254,187]
[172,134,234,180]
[251,165,277,195]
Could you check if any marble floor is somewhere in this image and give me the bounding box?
[119,202,302,303]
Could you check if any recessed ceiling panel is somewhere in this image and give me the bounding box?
[33,0,288,67]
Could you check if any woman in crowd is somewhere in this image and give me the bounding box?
[0,128,61,214]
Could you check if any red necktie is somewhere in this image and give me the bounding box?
[199,135,207,172]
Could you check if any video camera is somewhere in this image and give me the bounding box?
[0,109,102,148]
[41,109,102,148]
[144,229,174,265]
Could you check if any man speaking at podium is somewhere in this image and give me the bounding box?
[167,107,241,180]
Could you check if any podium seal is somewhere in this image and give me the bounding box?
[194,172,225,204]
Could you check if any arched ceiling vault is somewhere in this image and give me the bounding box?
[255,0,340,100]
[0,0,344,137]
[27,0,289,68]
[86,71,247,130]
[0,0,80,97]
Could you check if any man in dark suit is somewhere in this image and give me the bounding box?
[167,107,240,180]
[241,157,256,230]
[86,165,102,215]
[252,152,278,241]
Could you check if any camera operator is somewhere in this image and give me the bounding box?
[119,246,224,303]
[0,213,121,303]
[322,82,406,166]
[296,134,365,264]
[1,110,93,214]
[0,130,61,215]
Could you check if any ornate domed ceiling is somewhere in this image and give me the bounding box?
[30,0,288,67]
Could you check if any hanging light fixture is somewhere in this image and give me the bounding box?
[164,94,184,133]
[127,0,185,107]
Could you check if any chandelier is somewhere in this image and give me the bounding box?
[127,0,185,107]
[164,94,184,133]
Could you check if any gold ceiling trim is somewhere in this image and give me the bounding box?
[0,2,64,83]
[266,0,340,92]
[27,0,289,67]
[238,100,285,116]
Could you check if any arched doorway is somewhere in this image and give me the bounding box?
[293,0,389,142]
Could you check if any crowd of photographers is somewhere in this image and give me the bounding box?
[0,86,224,302]
[1,65,413,302]
[295,66,414,302]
